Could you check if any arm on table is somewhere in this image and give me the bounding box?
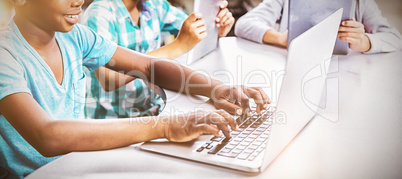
[0,93,236,157]
[235,0,286,46]
[105,46,271,115]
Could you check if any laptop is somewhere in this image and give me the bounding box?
[288,0,356,55]
[187,0,221,64]
[140,9,343,173]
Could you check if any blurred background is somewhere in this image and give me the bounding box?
[167,0,402,35]
[1,0,401,36]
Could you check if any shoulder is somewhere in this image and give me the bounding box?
[0,25,13,38]
[0,25,18,50]
[0,25,29,63]
[0,47,25,78]
[0,48,17,62]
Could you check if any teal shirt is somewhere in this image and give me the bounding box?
[0,21,117,178]
[82,0,187,119]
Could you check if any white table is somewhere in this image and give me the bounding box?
[27,37,402,179]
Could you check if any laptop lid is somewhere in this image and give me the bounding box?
[288,0,356,55]
[187,0,221,64]
[260,9,343,171]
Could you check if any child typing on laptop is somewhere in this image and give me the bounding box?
[81,0,235,119]
[0,0,267,178]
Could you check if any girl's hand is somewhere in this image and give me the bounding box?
[175,12,207,52]
[338,20,371,52]
[216,0,235,37]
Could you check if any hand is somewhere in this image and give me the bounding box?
[210,85,271,116]
[176,12,207,52]
[163,110,238,142]
[263,30,288,48]
[216,0,235,37]
[338,20,371,52]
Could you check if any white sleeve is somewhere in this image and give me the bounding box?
[234,0,285,43]
[361,0,402,54]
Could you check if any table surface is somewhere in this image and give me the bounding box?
[27,37,402,179]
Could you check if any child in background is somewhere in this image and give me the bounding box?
[82,0,235,119]
[0,0,267,177]
[235,0,402,54]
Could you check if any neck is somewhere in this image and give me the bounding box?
[122,0,140,11]
[14,13,56,51]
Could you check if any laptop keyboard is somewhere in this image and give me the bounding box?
[196,107,274,161]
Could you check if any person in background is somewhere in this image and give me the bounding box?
[235,0,402,54]
[226,0,262,36]
[0,0,267,177]
[81,0,235,119]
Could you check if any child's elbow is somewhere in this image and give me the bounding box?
[33,124,68,157]
[35,140,63,157]
[100,83,114,92]
[234,16,247,38]
[234,22,242,37]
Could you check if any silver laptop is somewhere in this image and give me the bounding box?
[141,9,343,173]
[288,0,356,55]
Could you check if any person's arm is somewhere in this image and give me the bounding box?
[94,12,207,92]
[340,0,402,54]
[234,0,285,44]
[263,30,288,48]
[0,93,236,157]
[0,46,239,158]
[89,1,233,91]
[0,49,204,158]
[0,45,268,158]
[0,48,238,157]
[105,46,270,115]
